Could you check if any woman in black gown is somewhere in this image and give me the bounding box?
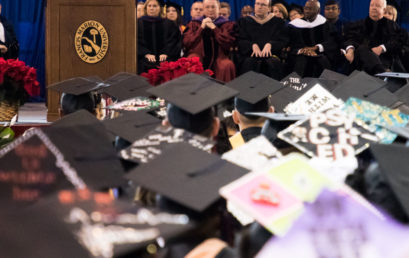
[138,0,181,74]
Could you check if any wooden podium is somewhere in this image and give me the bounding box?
[46,0,136,121]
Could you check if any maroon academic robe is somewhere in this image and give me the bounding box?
[183,16,236,82]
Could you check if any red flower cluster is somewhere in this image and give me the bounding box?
[141,57,214,86]
[0,58,40,97]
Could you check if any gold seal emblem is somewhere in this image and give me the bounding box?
[75,20,109,64]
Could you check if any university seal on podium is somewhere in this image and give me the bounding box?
[75,20,109,64]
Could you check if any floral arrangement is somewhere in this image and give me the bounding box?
[141,57,214,86]
[0,58,40,105]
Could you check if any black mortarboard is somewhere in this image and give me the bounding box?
[49,73,151,101]
[331,71,398,107]
[394,84,409,105]
[0,189,194,257]
[319,69,348,83]
[52,109,100,127]
[48,77,99,96]
[42,112,127,189]
[147,73,238,134]
[101,74,152,101]
[126,142,249,212]
[269,72,314,112]
[102,111,161,143]
[370,143,409,217]
[226,71,283,116]
[302,77,339,92]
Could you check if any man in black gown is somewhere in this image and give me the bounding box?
[343,0,402,75]
[287,0,339,77]
[237,0,288,80]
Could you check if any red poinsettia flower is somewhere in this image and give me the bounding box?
[141,57,214,86]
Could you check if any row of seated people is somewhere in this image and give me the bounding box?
[138,0,409,83]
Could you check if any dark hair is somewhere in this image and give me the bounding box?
[60,93,95,115]
[325,0,339,7]
[167,5,183,27]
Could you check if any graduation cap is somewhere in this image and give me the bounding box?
[302,77,339,92]
[49,73,152,101]
[102,111,161,143]
[270,72,314,113]
[394,84,409,106]
[245,112,307,121]
[42,111,127,189]
[369,143,409,218]
[126,142,249,212]
[331,71,398,107]
[147,73,238,134]
[225,71,283,118]
[0,189,194,257]
[319,69,348,83]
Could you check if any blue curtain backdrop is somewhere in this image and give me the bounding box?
[1,0,46,100]
[0,0,407,101]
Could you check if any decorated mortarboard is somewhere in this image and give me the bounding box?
[0,128,88,206]
[245,112,307,121]
[222,136,282,171]
[147,73,238,134]
[120,125,215,164]
[331,71,398,107]
[220,154,330,235]
[256,189,409,258]
[302,77,339,92]
[126,142,249,212]
[283,83,344,115]
[370,143,409,218]
[102,111,161,143]
[278,108,379,160]
[105,96,161,112]
[319,69,348,82]
[0,188,194,258]
[343,97,409,144]
[270,72,315,113]
[225,71,283,115]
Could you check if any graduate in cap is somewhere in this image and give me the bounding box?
[147,73,238,138]
[138,0,181,74]
[226,72,282,147]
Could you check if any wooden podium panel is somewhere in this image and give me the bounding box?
[46,0,136,121]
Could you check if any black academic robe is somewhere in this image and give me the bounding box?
[343,17,402,74]
[237,15,289,79]
[241,126,262,142]
[0,15,19,60]
[287,15,339,77]
[137,16,181,74]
